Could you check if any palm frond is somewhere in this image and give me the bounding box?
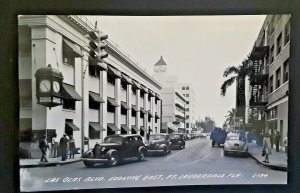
[220,76,236,96]
[223,66,239,77]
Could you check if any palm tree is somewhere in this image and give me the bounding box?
[225,108,235,127]
[220,59,254,96]
[220,59,254,124]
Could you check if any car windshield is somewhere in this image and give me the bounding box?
[149,135,165,142]
[104,136,123,144]
[170,134,181,139]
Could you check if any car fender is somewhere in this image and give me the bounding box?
[159,144,167,149]
[81,149,94,158]
[106,149,118,157]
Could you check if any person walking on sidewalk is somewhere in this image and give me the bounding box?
[283,136,288,160]
[274,131,281,152]
[39,135,49,162]
[51,133,59,158]
[69,135,75,159]
[60,134,69,161]
[262,132,272,163]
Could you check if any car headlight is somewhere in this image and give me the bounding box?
[101,147,106,151]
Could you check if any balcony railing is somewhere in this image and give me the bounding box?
[250,73,268,86]
[250,46,269,60]
[250,95,267,107]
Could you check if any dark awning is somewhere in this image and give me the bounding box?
[132,105,138,112]
[140,126,145,131]
[121,124,131,131]
[175,102,185,109]
[107,66,122,78]
[140,107,147,114]
[62,83,82,101]
[89,122,106,131]
[89,92,104,103]
[66,121,80,131]
[148,89,155,97]
[63,39,83,57]
[148,127,153,132]
[121,74,132,85]
[131,125,139,132]
[107,123,120,131]
[107,97,119,107]
[175,114,185,120]
[121,102,130,110]
[148,110,153,117]
[132,80,141,89]
[140,85,148,93]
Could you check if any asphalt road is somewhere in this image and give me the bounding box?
[20,138,287,192]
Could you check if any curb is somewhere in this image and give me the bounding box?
[20,159,82,168]
[248,153,287,172]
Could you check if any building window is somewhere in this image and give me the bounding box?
[283,59,289,83]
[186,123,189,128]
[276,67,281,89]
[268,106,278,120]
[63,56,75,66]
[186,86,189,90]
[186,115,189,119]
[284,19,290,45]
[89,125,100,139]
[186,94,189,97]
[270,76,274,93]
[63,99,76,110]
[276,33,282,56]
[182,87,185,90]
[65,119,73,136]
[270,45,274,64]
[107,76,115,85]
[186,108,189,112]
[89,65,100,78]
[186,101,189,104]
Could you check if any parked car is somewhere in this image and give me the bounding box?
[81,134,147,167]
[146,133,172,155]
[210,127,227,147]
[170,133,185,149]
[223,133,248,157]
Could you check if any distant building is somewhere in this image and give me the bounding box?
[153,56,187,133]
[178,83,197,131]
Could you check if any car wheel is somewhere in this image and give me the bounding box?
[138,150,145,161]
[83,161,95,168]
[109,152,120,166]
[162,148,167,156]
[181,145,185,149]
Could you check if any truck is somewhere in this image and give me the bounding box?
[210,127,228,147]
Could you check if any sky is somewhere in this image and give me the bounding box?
[86,15,266,127]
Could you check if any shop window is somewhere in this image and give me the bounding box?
[276,67,281,89]
[283,59,289,83]
[63,99,76,110]
[276,33,282,56]
[63,56,75,66]
[284,19,290,45]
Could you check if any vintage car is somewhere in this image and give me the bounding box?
[146,133,172,155]
[223,133,248,157]
[81,134,147,167]
[170,133,185,149]
[210,127,228,147]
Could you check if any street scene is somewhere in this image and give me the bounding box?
[19,15,289,191]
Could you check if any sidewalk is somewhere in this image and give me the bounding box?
[20,154,82,168]
[247,141,287,171]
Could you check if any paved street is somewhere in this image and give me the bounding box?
[20,138,286,192]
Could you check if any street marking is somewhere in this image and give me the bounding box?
[179,160,199,166]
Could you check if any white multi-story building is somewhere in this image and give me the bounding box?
[153,56,187,133]
[178,83,197,130]
[18,15,162,158]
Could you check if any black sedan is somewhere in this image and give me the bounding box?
[170,133,185,149]
[146,134,172,156]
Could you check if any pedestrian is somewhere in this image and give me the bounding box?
[283,136,288,160]
[51,133,58,158]
[274,131,281,152]
[69,135,75,159]
[39,134,49,162]
[59,134,69,161]
[262,132,272,163]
